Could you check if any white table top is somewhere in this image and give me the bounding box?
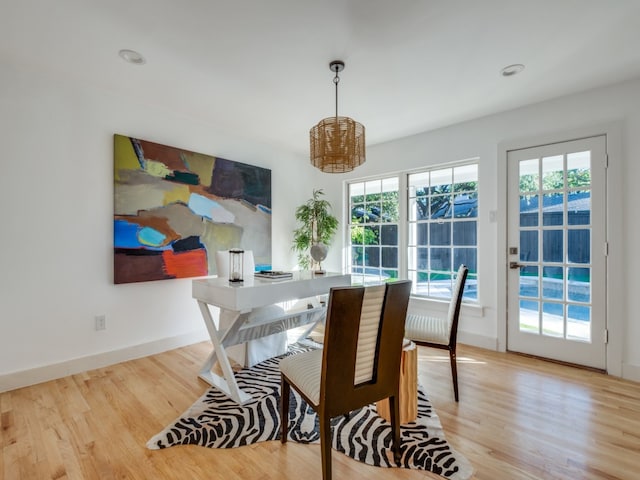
[192,271,352,311]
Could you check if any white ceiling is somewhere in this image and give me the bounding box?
[3,0,640,156]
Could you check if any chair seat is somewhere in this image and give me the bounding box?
[279,349,323,405]
[404,314,450,345]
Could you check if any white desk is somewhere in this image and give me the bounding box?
[193,271,351,404]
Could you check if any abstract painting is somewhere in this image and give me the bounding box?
[113,134,271,284]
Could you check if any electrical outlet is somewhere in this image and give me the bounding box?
[95,314,106,331]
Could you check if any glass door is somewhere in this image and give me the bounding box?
[507,136,606,369]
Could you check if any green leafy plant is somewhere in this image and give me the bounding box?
[292,189,339,269]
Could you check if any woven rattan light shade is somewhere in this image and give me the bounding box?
[310,60,365,173]
[310,116,365,173]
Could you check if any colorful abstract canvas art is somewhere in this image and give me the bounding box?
[113,134,272,284]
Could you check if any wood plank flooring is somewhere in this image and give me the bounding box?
[2,342,639,479]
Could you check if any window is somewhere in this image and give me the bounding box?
[347,162,478,301]
[408,164,478,300]
[349,178,400,284]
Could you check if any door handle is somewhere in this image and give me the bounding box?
[509,261,523,269]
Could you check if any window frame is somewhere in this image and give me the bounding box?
[345,159,479,302]
[347,177,401,285]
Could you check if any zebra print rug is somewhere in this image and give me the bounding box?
[147,344,473,480]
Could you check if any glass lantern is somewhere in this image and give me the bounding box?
[228,249,244,284]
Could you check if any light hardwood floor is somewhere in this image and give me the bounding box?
[2,342,639,479]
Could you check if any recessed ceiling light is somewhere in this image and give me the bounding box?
[501,64,524,77]
[118,49,146,65]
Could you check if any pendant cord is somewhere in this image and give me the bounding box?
[333,69,340,119]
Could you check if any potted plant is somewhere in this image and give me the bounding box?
[292,189,338,271]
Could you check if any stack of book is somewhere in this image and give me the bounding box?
[254,270,293,280]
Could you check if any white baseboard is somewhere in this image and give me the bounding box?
[455,335,640,383]
[0,329,209,393]
[458,331,498,351]
[622,362,640,383]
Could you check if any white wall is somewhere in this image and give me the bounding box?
[328,78,640,381]
[2,57,639,391]
[0,61,315,391]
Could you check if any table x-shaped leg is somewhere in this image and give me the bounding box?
[197,300,253,404]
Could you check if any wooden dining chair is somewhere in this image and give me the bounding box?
[279,280,412,480]
[404,264,468,401]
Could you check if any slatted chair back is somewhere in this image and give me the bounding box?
[320,280,412,417]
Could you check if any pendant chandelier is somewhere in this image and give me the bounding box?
[310,60,365,173]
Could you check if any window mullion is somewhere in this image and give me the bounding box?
[398,173,409,281]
